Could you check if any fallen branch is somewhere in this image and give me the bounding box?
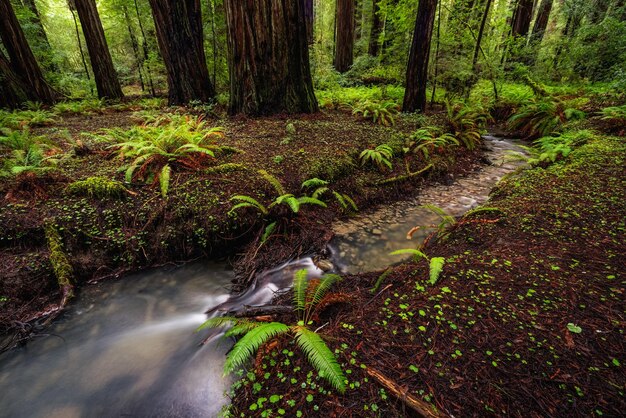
[373,164,434,186]
[226,305,293,318]
[366,366,445,418]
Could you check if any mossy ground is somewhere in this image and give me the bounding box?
[226,136,625,417]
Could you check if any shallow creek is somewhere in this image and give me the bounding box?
[0,136,525,417]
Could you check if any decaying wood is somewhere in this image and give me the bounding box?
[228,305,293,318]
[374,164,434,186]
[366,366,445,418]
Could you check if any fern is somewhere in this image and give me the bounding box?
[389,249,428,263]
[159,164,171,197]
[304,274,342,324]
[360,144,394,171]
[293,269,309,314]
[223,322,290,374]
[260,221,277,244]
[301,178,329,189]
[429,257,445,285]
[229,195,269,216]
[258,169,285,195]
[294,326,347,393]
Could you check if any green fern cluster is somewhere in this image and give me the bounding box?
[0,109,56,130]
[0,129,60,178]
[105,117,227,197]
[352,100,399,126]
[198,270,346,393]
[599,105,626,122]
[52,98,107,115]
[405,127,459,160]
[359,144,394,171]
[508,99,585,138]
[445,102,491,150]
[524,130,594,165]
[66,177,128,199]
[301,178,358,214]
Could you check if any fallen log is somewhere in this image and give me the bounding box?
[366,366,445,418]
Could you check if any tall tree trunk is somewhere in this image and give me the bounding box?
[20,0,57,72]
[122,5,145,92]
[148,0,215,105]
[224,0,317,115]
[304,0,314,44]
[529,0,553,44]
[71,0,124,99]
[510,0,534,38]
[0,0,56,106]
[473,0,493,70]
[368,0,382,56]
[0,50,30,108]
[334,0,355,73]
[133,0,155,96]
[403,0,437,113]
[69,6,92,89]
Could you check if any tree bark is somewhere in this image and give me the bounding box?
[472,0,493,70]
[510,0,534,38]
[529,0,553,44]
[403,0,437,113]
[72,0,124,99]
[304,0,314,44]
[334,0,355,73]
[148,0,215,105]
[0,50,30,108]
[0,0,56,106]
[368,0,382,56]
[224,0,318,115]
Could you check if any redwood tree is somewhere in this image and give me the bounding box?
[148,0,215,105]
[334,0,355,73]
[0,0,56,107]
[403,0,438,113]
[368,0,382,57]
[224,0,318,115]
[510,0,534,38]
[71,0,124,99]
[529,0,553,44]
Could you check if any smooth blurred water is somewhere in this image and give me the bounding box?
[0,259,323,418]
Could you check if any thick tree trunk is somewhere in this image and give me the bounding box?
[304,0,314,44]
[529,0,553,44]
[510,0,534,38]
[0,50,30,108]
[368,0,382,56]
[72,0,124,99]
[148,0,215,105]
[334,0,355,73]
[403,0,437,113]
[224,0,317,115]
[0,0,56,106]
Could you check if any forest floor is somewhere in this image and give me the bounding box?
[227,134,626,417]
[1,95,624,417]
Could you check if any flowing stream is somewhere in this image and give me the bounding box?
[0,136,525,417]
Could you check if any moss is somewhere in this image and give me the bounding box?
[205,163,247,175]
[308,153,356,182]
[66,176,128,199]
[44,222,74,304]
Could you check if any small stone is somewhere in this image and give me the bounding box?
[372,228,383,235]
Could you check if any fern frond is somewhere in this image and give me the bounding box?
[230,195,268,215]
[224,322,289,374]
[297,196,327,208]
[274,194,299,213]
[307,274,342,318]
[429,257,445,285]
[224,321,262,338]
[389,249,428,263]
[312,186,329,199]
[302,178,329,189]
[258,169,285,195]
[160,164,171,197]
[293,269,309,315]
[294,326,346,393]
[261,221,277,244]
